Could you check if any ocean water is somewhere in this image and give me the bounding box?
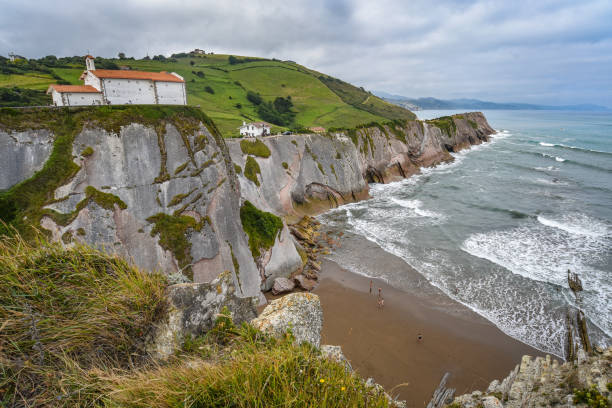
[319,110,612,357]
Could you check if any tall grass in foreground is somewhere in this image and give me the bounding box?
[88,321,393,408]
[0,230,394,407]
[0,230,168,407]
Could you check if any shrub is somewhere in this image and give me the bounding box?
[240,139,271,158]
[234,163,242,174]
[81,146,94,157]
[146,212,203,277]
[204,86,214,94]
[255,96,295,127]
[426,116,456,137]
[282,162,289,169]
[246,91,262,105]
[244,156,261,186]
[573,385,608,408]
[239,200,283,258]
[0,86,50,107]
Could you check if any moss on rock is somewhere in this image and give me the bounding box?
[239,200,283,259]
[244,156,261,186]
[240,139,271,158]
[146,212,204,279]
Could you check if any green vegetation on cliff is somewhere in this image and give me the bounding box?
[240,200,283,259]
[0,232,393,407]
[244,155,262,186]
[1,53,415,136]
[240,138,271,157]
[425,115,457,137]
[0,105,222,239]
[146,212,204,279]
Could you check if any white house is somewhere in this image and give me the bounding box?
[46,55,187,106]
[239,121,271,137]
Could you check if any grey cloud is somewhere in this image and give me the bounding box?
[0,0,610,106]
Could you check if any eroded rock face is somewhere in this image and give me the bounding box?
[228,112,494,218]
[0,129,54,190]
[452,348,612,408]
[260,224,302,291]
[251,292,323,347]
[33,122,260,297]
[148,270,258,359]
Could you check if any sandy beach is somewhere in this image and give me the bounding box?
[312,258,545,407]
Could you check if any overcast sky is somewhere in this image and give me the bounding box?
[2,0,611,106]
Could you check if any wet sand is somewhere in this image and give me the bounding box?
[313,258,544,407]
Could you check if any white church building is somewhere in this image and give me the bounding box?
[47,55,186,106]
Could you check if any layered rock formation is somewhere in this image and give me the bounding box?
[228,112,494,218]
[0,108,494,303]
[451,348,611,408]
[0,107,261,299]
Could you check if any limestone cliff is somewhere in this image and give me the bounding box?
[228,112,494,218]
[0,106,260,298]
[1,107,494,299]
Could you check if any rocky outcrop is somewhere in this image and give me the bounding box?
[0,128,53,190]
[148,270,258,359]
[251,292,323,347]
[451,348,611,408]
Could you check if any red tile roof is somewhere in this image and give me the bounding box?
[247,122,271,128]
[47,85,101,93]
[88,69,184,83]
[309,126,326,133]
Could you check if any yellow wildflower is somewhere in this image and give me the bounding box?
[341,386,346,391]
[319,379,325,383]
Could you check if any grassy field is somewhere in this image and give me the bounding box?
[0,53,415,136]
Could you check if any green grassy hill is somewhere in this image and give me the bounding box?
[0,53,415,137]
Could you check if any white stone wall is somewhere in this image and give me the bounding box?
[102,78,156,104]
[65,92,104,106]
[51,90,63,106]
[84,72,101,91]
[155,81,186,105]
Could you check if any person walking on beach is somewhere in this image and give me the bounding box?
[377,287,384,309]
[369,280,373,294]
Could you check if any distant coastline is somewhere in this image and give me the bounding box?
[375,92,611,112]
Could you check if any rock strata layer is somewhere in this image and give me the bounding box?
[452,348,611,408]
